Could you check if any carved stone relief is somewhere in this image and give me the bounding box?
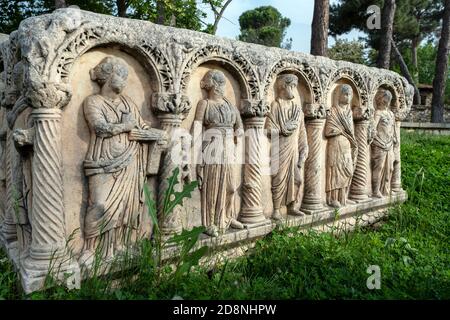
[193,70,244,237]
[0,9,413,293]
[79,57,166,266]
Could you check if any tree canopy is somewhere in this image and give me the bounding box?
[238,5,292,49]
[0,0,233,34]
[328,39,367,64]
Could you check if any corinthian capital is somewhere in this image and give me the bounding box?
[26,81,72,109]
[303,103,326,120]
[240,99,269,118]
[151,92,191,117]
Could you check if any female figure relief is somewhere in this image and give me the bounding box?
[81,57,166,263]
[266,74,308,220]
[371,89,397,197]
[194,70,244,237]
[325,84,358,208]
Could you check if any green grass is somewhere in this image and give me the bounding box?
[0,130,449,299]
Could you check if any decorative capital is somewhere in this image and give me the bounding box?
[26,81,72,109]
[241,99,269,118]
[152,92,191,117]
[303,103,326,120]
[352,104,373,122]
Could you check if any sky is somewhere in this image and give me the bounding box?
[200,0,365,53]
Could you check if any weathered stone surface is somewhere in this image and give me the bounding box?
[0,8,414,293]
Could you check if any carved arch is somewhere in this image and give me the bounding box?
[263,57,322,105]
[371,75,409,120]
[325,67,370,110]
[179,45,259,100]
[46,24,173,93]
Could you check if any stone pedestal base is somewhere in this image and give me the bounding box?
[301,205,328,215]
[19,257,80,294]
[239,207,270,225]
[349,194,371,203]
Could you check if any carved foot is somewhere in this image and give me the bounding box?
[78,249,95,269]
[272,210,282,221]
[230,219,245,230]
[205,225,219,237]
[288,207,306,216]
[329,200,341,208]
[347,199,356,205]
[372,191,383,198]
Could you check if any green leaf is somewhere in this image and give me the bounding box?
[163,168,199,218]
[167,226,206,245]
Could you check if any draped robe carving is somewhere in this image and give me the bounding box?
[324,84,358,208]
[83,94,150,258]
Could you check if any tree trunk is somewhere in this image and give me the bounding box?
[392,40,421,105]
[431,0,450,123]
[210,0,233,35]
[157,0,165,25]
[117,0,128,17]
[310,0,329,56]
[376,0,396,69]
[411,35,420,81]
[55,0,66,9]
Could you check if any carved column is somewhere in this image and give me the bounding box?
[349,107,371,202]
[26,109,66,260]
[391,119,403,193]
[19,83,79,293]
[301,104,326,213]
[238,99,271,226]
[2,130,18,245]
[152,93,191,236]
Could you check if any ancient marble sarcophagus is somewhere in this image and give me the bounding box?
[0,8,413,293]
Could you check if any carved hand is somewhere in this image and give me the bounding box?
[286,119,298,132]
[122,112,137,132]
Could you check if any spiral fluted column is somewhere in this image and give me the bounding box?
[158,114,185,236]
[238,100,270,226]
[2,130,18,244]
[239,117,268,224]
[349,120,370,201]
[28,110,65,259]
[391,120,403,192]
[301,118,325,213]
[21,109,79,293]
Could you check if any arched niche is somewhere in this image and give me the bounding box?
[322,75,364,205]
[372,83,400,111]
[61,46,160,255]
[183,62,242,130]
[265,69,314,107]
[327,78,362,112]
[262,68,317,217]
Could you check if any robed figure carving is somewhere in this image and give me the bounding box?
[371,89,397,197]
[325,84,358,208]
[266,74,308,220]
[81,57,166,263]
[194,70,244,237]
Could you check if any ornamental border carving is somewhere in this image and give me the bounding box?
[263,57,322,105]
[179,45,259,100]
[324,67,370,110]
[46,24,173,93]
